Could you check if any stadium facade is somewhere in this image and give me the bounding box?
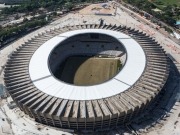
[4,24,170,132]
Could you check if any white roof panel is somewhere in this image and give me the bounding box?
[29,36,66,81]
[115,39,146,85]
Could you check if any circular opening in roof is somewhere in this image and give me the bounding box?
[49,33,126,86]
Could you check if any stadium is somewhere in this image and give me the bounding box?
[4,23,170,132]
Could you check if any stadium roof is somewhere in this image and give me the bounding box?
[29,29,146,100]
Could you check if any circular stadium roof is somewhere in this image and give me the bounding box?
[4,24,169,131]
[29,29,146,100]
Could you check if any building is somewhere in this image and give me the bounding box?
[4,23,170,132]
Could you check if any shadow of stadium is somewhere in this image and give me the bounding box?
[58,56,89,84]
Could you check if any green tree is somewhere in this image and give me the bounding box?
[65,1,73,10]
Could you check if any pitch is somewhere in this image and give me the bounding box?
[59,56,121,86]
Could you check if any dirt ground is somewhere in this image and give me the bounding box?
[79,2,116,15]
[60,56,120,86]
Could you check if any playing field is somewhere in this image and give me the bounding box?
[59,56,121,86]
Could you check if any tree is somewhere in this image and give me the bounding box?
[65,1,73,10]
